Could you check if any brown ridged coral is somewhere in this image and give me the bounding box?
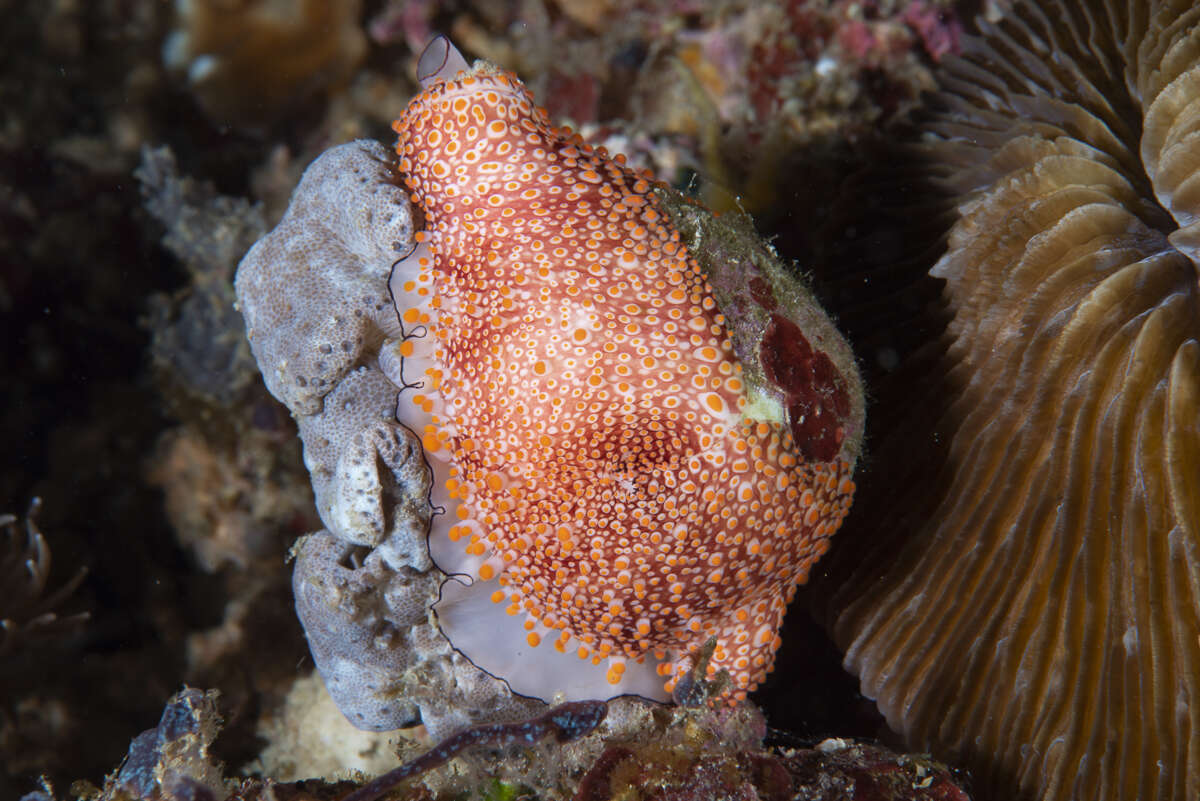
[163,0,366,128]
[815,1,1200,800]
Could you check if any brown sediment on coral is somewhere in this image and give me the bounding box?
[90,684,971,801]
[163,0,367,129]
[813,1,1200,800]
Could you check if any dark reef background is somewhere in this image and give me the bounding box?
[0,0,967,796]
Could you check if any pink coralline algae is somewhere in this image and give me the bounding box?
[900,1,962,62]
[380,38,864,702]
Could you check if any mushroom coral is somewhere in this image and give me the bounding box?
[816,1,1200,800]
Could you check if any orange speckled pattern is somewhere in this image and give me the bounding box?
[391,62,855,698]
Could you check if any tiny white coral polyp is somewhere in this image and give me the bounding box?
[381,38,863,702]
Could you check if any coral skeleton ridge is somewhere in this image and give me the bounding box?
[236,36,863,728]
[818,1,1200,800]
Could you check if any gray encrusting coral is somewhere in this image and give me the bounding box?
[236,140,540,736]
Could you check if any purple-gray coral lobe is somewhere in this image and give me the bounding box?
[235,140,540,737]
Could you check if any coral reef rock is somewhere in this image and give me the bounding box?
[105,688,226,801]
[79,685,971,801]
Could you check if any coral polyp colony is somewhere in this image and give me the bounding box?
[383,38,863,701]
[236,36,863,721]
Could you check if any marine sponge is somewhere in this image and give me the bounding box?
[236,140,539,736]
[820,1,1200,800]
[291,524,541,736]
[236,140,422,548]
